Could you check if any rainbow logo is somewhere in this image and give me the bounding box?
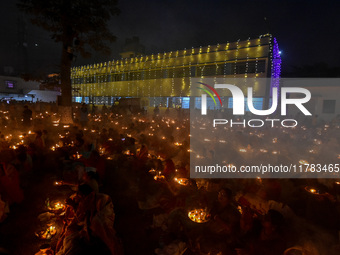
[196,82,222,107]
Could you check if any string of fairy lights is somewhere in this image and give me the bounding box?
[70,34,279,105]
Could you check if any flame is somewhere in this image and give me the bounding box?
[174,177,189,186]
[299,160,308,165]
[154,175,165,181]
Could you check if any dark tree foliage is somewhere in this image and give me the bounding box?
[18,0,120,107]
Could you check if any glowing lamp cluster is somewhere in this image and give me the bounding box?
[188,208,211,223]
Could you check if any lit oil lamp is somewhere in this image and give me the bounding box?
[256,176,262,184]
[35,225,57,240]
[154,171,165,181]
[305,186,322,195]
[313,139,322,145]
[148,168,156,174]
[55,181,64,186]
[237,206,243,215]
[260,149,268,153]
[98,147,105,155]
[308,188,317,194]
[188,208,211,223]
[157,155,164,160]
[174,177,189,186]
[154,175,165,181]
[239,148,247,153]
[299,159,309,165]
[272,138,278,143]
[48,201,65,211]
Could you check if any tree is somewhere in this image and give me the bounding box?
[18,0,120,123]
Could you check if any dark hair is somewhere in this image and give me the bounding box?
[219,188,233,200]
[265,209,284,227]
[78,184,93,196]
[86,171,99,181]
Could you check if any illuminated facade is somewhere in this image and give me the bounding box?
[71,34,281,108]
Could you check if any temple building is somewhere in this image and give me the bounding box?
[71,34,281,109]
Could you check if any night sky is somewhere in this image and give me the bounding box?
[0,0,339,75]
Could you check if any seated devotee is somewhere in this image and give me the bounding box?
[98,128,109,146]
[204,188,241,247]
[136,144,149,161]
[34,130,45,151]
[12,145,33,173]
[242,209,287,255]
[56,184,122,255]
[163,159,176,181]
[166,187,240,254]
[84,150,106,181]
[82,170,99,193]
[22,105,32,129]
[42,129,51,149]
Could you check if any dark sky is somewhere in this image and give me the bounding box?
[0,0,339,75]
